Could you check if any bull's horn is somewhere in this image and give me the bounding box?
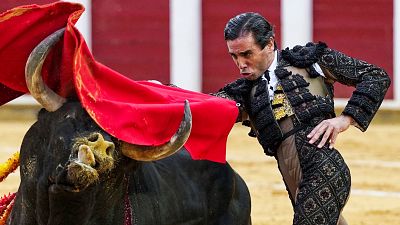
[121,100,192,161]
[25,28,66,112]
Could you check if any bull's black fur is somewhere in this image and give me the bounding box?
[8,101,251,225]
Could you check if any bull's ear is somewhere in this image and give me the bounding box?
[121,100,192,161]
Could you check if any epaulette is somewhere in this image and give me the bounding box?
[281,42,328,74]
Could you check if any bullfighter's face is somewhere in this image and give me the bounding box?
[227,33,275,81]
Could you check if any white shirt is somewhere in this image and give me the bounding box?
[262,50,324,101]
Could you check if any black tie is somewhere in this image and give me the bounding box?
[264,70,270,82]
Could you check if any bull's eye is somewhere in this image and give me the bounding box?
[87,133,99,142]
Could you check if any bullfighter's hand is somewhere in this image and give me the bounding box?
[307,114,354,149]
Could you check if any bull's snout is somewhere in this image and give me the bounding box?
[67,133,116,189]
[77,133,115,166]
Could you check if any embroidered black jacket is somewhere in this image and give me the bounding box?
[218,42,391,156]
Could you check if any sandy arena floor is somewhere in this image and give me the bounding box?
[1,117,399,224]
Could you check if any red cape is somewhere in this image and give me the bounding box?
[0,2,238,163]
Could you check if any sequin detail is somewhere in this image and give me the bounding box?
[271,84,294,120]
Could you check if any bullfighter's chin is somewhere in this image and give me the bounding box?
[66,161,99,190]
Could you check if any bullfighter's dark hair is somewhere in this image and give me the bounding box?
[224,12,277,50]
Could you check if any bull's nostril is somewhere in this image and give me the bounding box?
[106,145,115,156]
[88,133,99,142]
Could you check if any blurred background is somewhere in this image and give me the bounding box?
[0,1,399,224]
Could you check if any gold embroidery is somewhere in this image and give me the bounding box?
[272,84,294,120]
[0,8,30,23]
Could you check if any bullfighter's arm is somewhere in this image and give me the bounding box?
[317,45,391,131]
[282,42,391,148]
[211,78,251,123]
[211,90,248,123]
[212,80,258,137]
[150,80,249,123]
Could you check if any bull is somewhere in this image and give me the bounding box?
[7,30,252,225]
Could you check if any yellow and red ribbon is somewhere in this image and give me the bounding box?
[0,192,16,224]
[0,152,19,183]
